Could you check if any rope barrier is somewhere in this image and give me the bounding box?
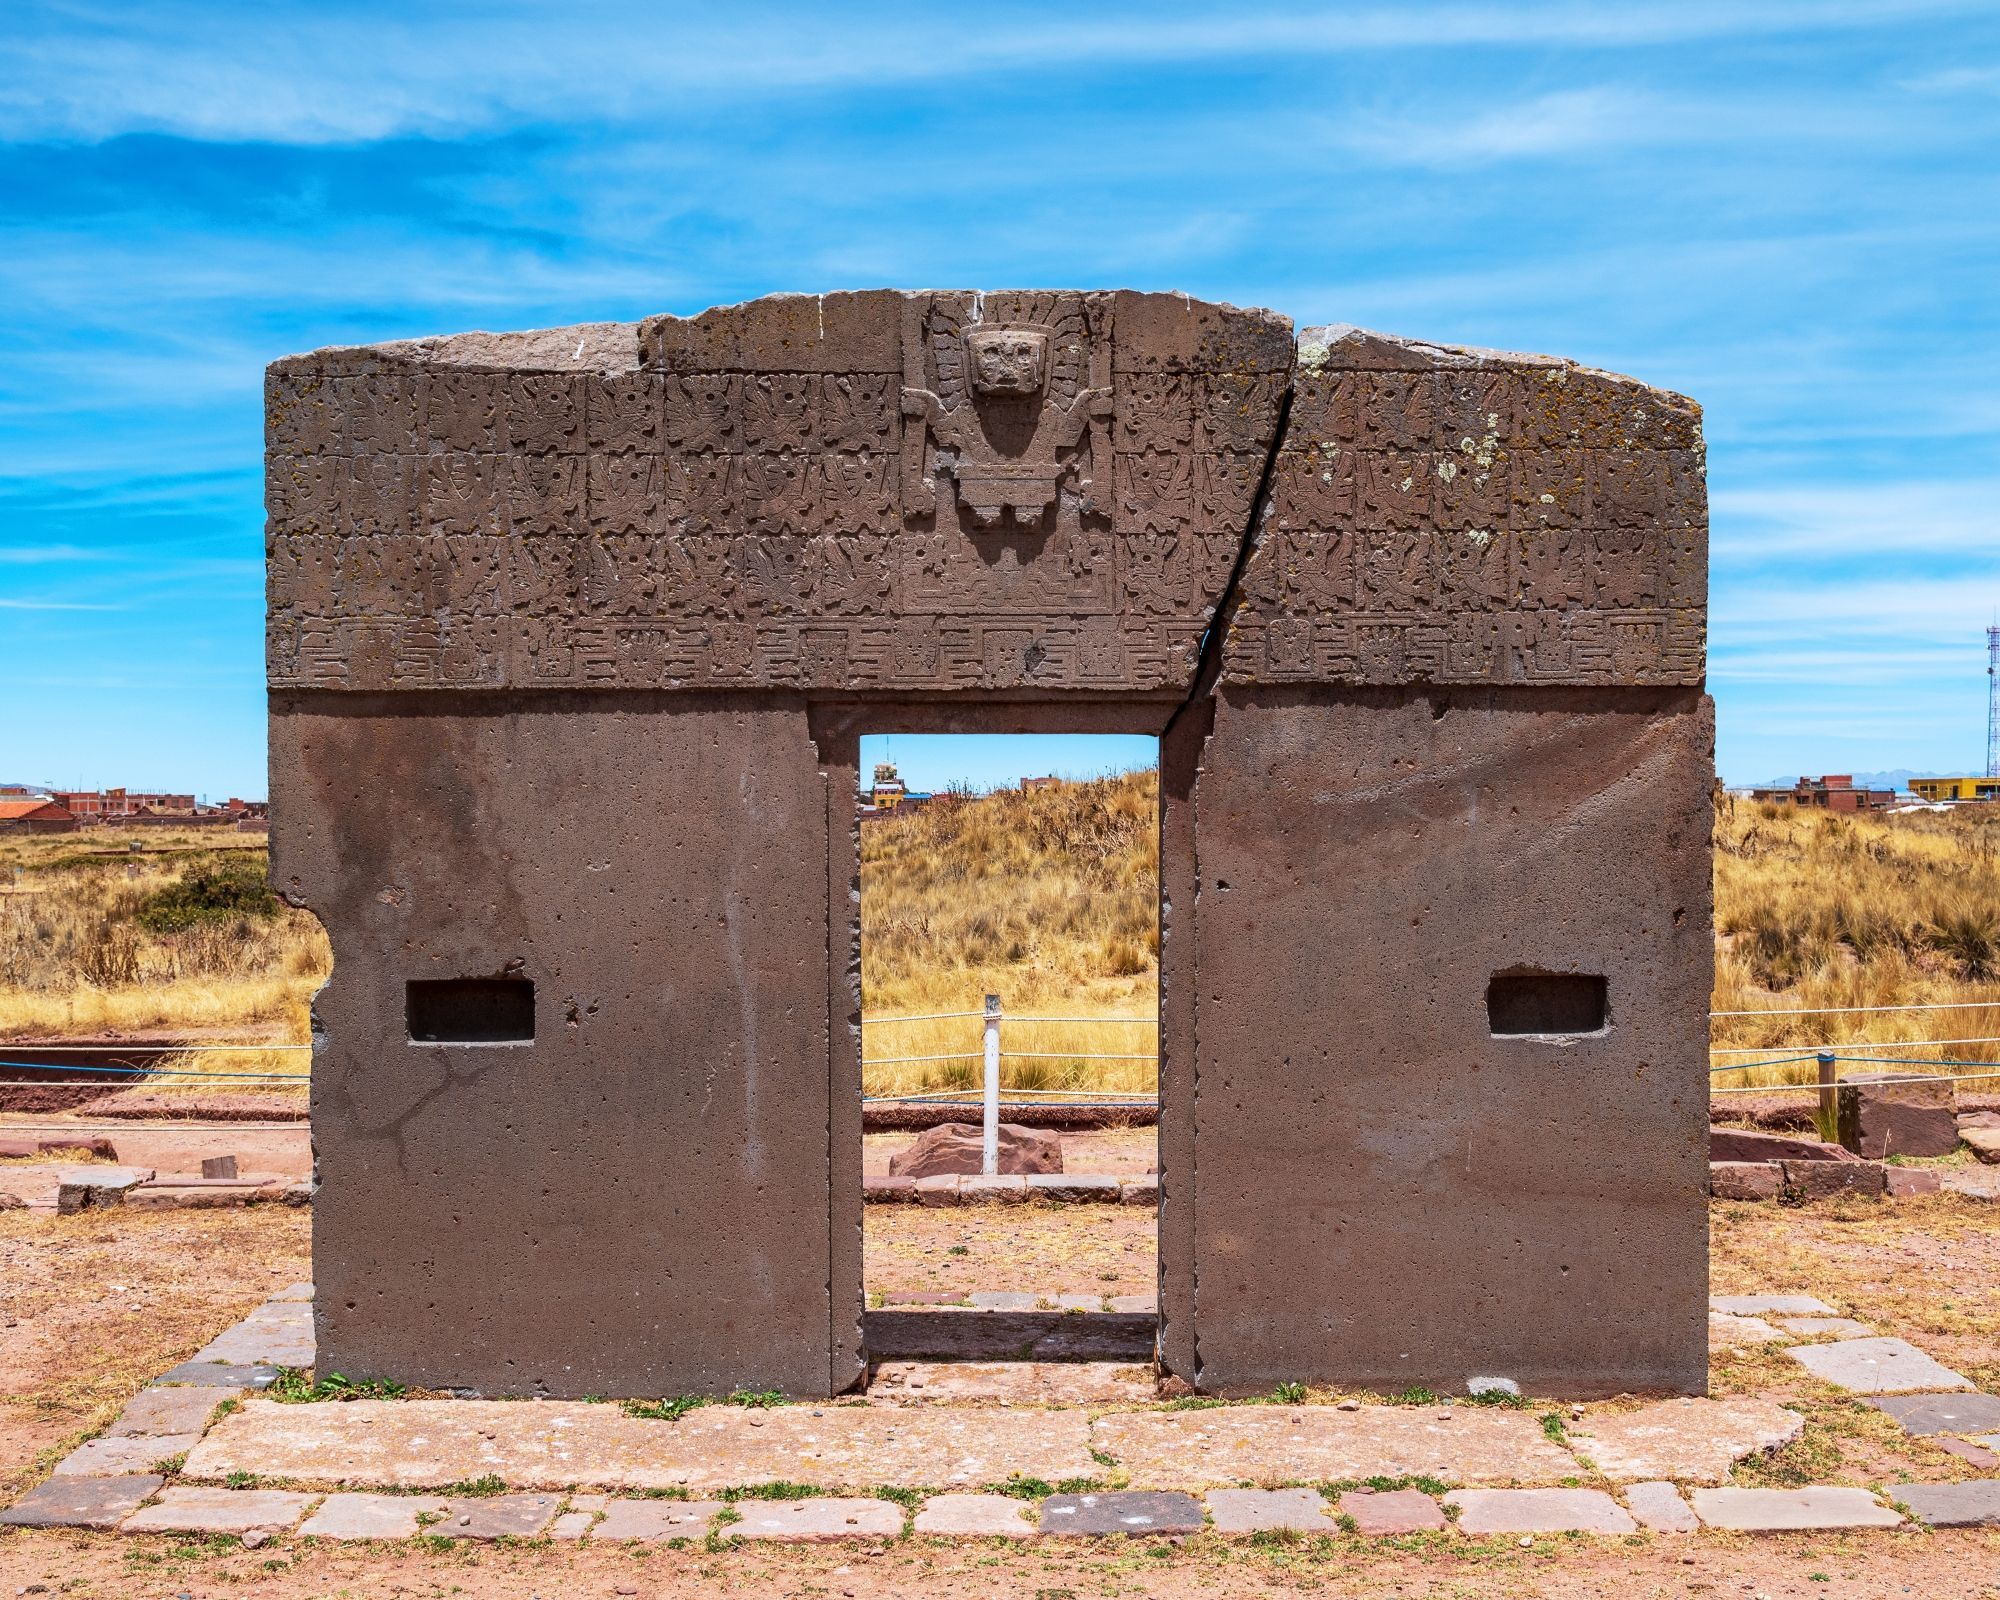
[0,1058,309,1081]
[1709,999,2000,1019]
[0,1042,311,1052]
[1711,1033,2000,1056]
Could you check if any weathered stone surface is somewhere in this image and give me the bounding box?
[1040,1489,1204,1536]
[1837,1072,1959,1159]
[1960,1118,2000,1163]
[1119,1175,1159,1206]
[1709,1311,1786,1348]
[1205,1487,1337,1534]
[431,1494,560,1539]
[867,1361,1153,1405]
[1623,1480,1698,1533]
[1570,1397,1802,1483]
[122,1486,317,1535]
[55,1164,152,1213]
[1091,1405,1580,1488]
[862,1309,1155,1363]
[0,1474,162,1530]
[1710,1129,1854,1163]
[1024,1174,1122,1203]
[914,1175,962,1207]
[961,1175,1029,1203]
[1688,1486,1900,1531]
[54,1433,204,1476]
[184,1398,1099,1491]
[1943,1165,2000,1197]
[910,1493,1036,1537]
[1775,1315,1872,1339]
[1787,1336,1971,1394]
[1710,1161,1782,1200]
[890,1122,1062,1179]
[191,1302,315,1367]
[862,1175,915,1203]
[1865,1391,2000,1436]
[154,1360,280,1389]
[1935,1437,2000,1469]
[1711,1294,1833,1316]
[1334,1487,1445,1533]
[107,1386,241,1437]
[592,1498,726,1539]
[1444,1488,1636,1534]
[1886,1167,1943,1196]
[1893,1480,2000,1528]
[1782,1159,1886,1199]
[728,1497,903,1541]
[298,1492,450,1539]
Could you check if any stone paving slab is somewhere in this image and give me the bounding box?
[1444,1488,1636,1535]
[0,1475,162,1530]
[107,1385,242,1437]
[155,1359,280,1389]
[1092,1405,1580,1488]
[548,1510,594,1538]
[1773,1316,1873,1339]
[1708,1312,1786,1348]
[1710,1294,1834,1316]
[271,1280,314,1301]
[122,1486,317,1536]
[589,1498,724,1539]
[1892,1480,2000,1528]
[868,1360,1153,1404]
[183,1398,1100,1491]
[429,1493,560,1539]
[1623,1481,1699,1533]
[1204,1487,1336,1533]
[54,1433,203,1476]
[910,1493,1037,1537]
[727,1498,904,1541]
[862,1309,1155,1361]
[1334,1487,1446,1534]
[298,1493,450,1540]
[1787,1336,1972,1394]
[1040,1490,1204,1536]
[1865,1390,2000,1436]
[1569,1397,1803,1483]
[1936,1437,2000,1469]
[1689,1486,1901,1530]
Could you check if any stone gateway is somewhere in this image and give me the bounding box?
[266,290,1712,1399]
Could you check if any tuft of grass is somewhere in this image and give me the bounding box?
[1539,1412,1569,1443]
[720,1481,822,1502]
[623,1395,707,1422]
[1270,1381,1308,1404]
[726,1388,784,1410]
[269,1369,406,1403]
[442,1474,506,1497]
[1386,1386,1439,1407]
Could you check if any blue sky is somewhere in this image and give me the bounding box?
[2,1,1996,797]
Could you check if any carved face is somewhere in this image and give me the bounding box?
[965,327,1048,397]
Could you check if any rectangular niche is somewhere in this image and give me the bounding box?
[406,978,535,1044]
[1487,972,1608,1038]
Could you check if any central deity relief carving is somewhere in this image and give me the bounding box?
[900,294,1111,531]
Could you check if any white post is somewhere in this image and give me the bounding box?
[982,994,1002,1177]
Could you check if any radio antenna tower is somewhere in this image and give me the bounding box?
[1988,625,2000,780]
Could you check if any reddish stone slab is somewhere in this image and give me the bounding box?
[1837,1073,1959,1159]
[1334,1487,1445,1534]
[910,1493,1036,1537]
[1445,1488,1636,1534]
[1205,1487,1337,1534]
[592,1498,727,1539]
[727,1497,903,1541]
[298,1493,449,1540]
[1782,1159,1886,1199]
[1711,1129,1855,1163]
[1571,1397,1802,1484]
[1710,1160,1781,1200]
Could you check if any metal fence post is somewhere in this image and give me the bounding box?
[982,995,1002,1177]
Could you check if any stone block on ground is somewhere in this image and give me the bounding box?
[1774,1316,1872,1338]
[1688,1486,1900,1531]
[271,1280,314,1301]
[1333,1487,1445,1533]
[548,1510,594,1538]
[1204,1487,1337,1534]
[1787,1336,1972,1394]
[1709,1311,1786,1348]
[1120,1176,1159,1205]
[108,1385,241,1437]
[299,1493,449,1540]
[1837,1073,1958,1158]
[121,1486,317,1536]
[868,1360,1152,1405]
[1040,1489,1205,1536]
[431,1494,560,1539]
[911,1493,1037,1537]
[1886,1167,1943,1196]
[1781,1159,1886,1199]
[154,1359,280,1389]
[1894,1480,2000,1527]
[1710,1128,1855,1163]
[889,1122,1062,1179]
[1710,1161,1781,1200]
[592,1498,726,1539]
[1444,1488,1636,1534]
[1710,1294,1833,1316]
[1623,1481,1698,1533]
[55,1164,153,1214]
[862,1176,914,1203]
[1864,1391,2000,1437]
[960,1175,1027,1203]
[1960,1115,2000,1163]
[54,1434,204,1476]
[727,1497,904,1540]
[1936,1438,2000,1469]
[1570,1397,1803,1484]
[1025,1174,1122,1203]
[0,1474,162,1530]
[914,1175,962,1207]
[965,1291,1037,1311]
[202,1154,240,1179]
[1107,1293,1157,1313]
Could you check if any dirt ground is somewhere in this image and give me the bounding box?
[4,1198,2000,1596]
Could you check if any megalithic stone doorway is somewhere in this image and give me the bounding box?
[266,291,1712,1399]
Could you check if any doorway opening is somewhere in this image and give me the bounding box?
[855,732,1161,1389]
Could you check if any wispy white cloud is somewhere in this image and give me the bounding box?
[0,597,124,610]
[1713,480,2000,560]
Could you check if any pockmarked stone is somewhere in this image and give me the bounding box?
[1708,1312,1786,1349]
[1119,1176,1158,1206]
[863,1309,1154,1363]
[55,1165,152,1214]
[1864,1391,2000,1437]
[1039,1490,1205,1537]
[108,1385,241,1437]
[1886,1167,1943,1196]
[1709,1161,1782,1201]
[1782,1159,1886,1200]
[1333,1487,1446,1534]
[1774,1316,1872,1339]
[868,1360,1152,1405]
[966,1291,1039,1311]
[961,1175,1029,1203]
[1622,1480,1699,1533]
[726,1497,904,1541]
[0,1474,162,1530]
[122,1486,317,1536]
[1960,1122,2000,1164]
[1894,1480,2000,1527]
[54,1433,204,1476]
[298,1493,450,1540]
[1710,1294,1834,1316]
[890,1122,1061,1179]
[1688,1486,1900,1531]
[1710,1129,1854,1164]
[1444,1488,1636,1535]
[1204,1487,1337,1534]
[1570,1397,1802,1484]
[1787,1337,1972,1395]
[432,1494,560,1539]
[1024,1175,1122,1203]
[910,1493,1037,1537]
[592,1498,726,1539]
[1837,1072,1959,1159]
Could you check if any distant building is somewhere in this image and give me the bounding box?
[1021,775,1062,791]
[1909,776,2000,804]
[53,787,197,820]
[1748,775,1897,812]
[0,799,79,835]
[859,762,933,819]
